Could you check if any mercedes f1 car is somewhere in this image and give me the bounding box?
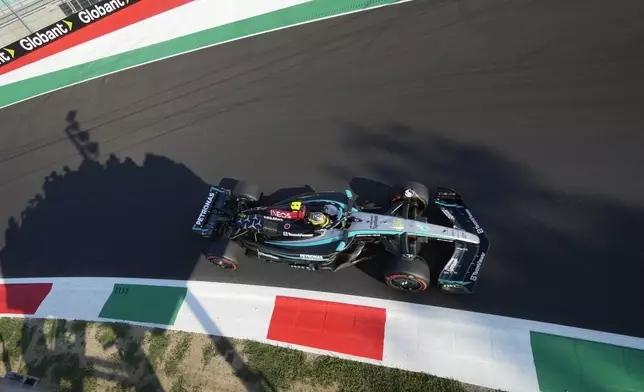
[191,181,489,293]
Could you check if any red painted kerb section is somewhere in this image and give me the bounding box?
[0,283,53,314]
[0,0,194,76]
[267,296,387,360]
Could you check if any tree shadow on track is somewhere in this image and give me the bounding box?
[0,111,276,392]
[333,122,644,338]
[0,110,206,280]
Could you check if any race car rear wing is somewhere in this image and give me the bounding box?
[191,185,231,237]
[433,187,490,294]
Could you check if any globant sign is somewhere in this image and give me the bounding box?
[0,0,139,69]
[78,0,129,24]
[0,51,11,64]
[20,22,72,51]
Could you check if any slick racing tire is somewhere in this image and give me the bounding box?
[384,255,430,292]
[232,181,261,203]
[403,181,429,210]
[206,238,245,271]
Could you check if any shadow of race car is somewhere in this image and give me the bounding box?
[192,181,489,293]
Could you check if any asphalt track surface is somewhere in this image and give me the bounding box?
[1,0,643,337]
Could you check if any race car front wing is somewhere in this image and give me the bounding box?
[433,188,490,294]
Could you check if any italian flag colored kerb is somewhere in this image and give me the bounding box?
[0,0,194,74]
[0,281,387,360]
[1,279,643,391]
[0,283,53,314]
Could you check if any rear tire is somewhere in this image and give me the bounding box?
[206,238,245,270]
[384,255,430,292]
[232,181,261,202]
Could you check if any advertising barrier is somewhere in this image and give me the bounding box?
[0,0,142,68]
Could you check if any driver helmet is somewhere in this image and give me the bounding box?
[307,211,330,227]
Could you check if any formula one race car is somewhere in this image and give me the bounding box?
[191,181,489,293]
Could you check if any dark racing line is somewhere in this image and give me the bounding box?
[192,181,489,293]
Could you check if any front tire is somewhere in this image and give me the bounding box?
[384,255,430,292]
[403,181,429,211]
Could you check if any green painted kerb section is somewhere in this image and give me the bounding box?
[0,0,400,109]
[99,284,187,325]
[530,331,644,392]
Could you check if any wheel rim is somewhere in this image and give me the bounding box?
[208,256,237,270]
[387,274,427,291]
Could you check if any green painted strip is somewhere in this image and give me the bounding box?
[99,284,187,325]
[0,0,400,109]
[530,331,644,392]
